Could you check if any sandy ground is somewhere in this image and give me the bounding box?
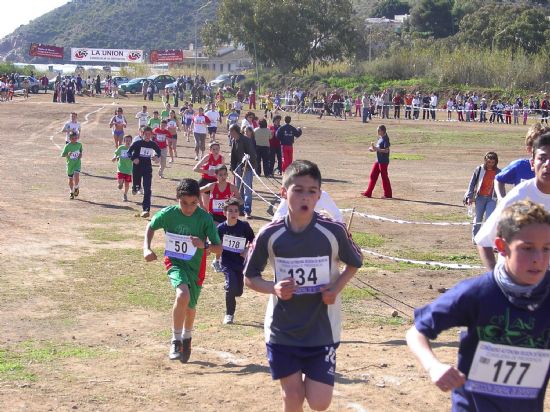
[0,92,548,411]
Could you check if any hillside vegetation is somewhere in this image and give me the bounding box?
[0,0,217,62]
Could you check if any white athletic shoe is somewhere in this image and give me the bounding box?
[223,315,234,325]
[211,259,223,273]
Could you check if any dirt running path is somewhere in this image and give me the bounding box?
[0,93,547,411]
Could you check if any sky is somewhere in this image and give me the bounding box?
[0,0,70,39]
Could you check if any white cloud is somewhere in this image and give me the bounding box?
[0,0,70,39]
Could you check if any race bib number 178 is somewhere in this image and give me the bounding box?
[274,256,330,295]
[222,235,246,253]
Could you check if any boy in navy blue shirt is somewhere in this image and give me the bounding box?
[361,124,392,198]
[216,198,255,324]
[407,200,550,412]
[245,160,363,411]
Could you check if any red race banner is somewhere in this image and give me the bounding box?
[29,43,64,59]
[150,49,184,63]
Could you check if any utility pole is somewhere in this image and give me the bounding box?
[194,1,212,76]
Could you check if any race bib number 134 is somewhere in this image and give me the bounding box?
[274,256,330,295]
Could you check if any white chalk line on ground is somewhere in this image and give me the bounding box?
[194,347,249,365]
[50,105,105,150]
[341,208,470,226]
[49,135,62,149]
[345,403,368,412]
[361,248,483,270]
[82,106,105,126]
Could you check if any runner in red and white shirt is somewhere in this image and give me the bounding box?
[152,120,171,178]
[193,141,224,208]
[199,164,242,223]
[191,107,210,160]
[166,110,180,163]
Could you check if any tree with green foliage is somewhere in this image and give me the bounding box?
[370,0,410,18]
[408,0,454,38]
[202,0,357,72]
[450,0,482,28]
[458,4,550,53]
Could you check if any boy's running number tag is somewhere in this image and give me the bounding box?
[274,256,330,294]
[212,199,226,213]
[466,341,550,399]
[140,147,155,157]
[165,233,197,260]
[222,235,246,253]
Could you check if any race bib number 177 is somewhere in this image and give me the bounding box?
[466,341,550,399]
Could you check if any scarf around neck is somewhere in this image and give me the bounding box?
[493,261,550,311]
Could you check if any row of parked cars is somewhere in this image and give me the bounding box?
[120,73,246,94]
[119,74,175,94]
[11,76,42,93]
[20,73,246,95]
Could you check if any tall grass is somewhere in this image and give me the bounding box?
[258,42,549,95]
[0,62,40,76]
[360,44,550,91]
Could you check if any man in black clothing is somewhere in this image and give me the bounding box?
[128,126,161,218]
[229,124,257,218]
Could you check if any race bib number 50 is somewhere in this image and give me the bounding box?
[466,341,550,399]
[274,256,330,295]
[165,233,197,260]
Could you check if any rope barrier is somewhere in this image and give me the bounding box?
[349,277,412,319]
[233,160,278,208]
[361,248,483,270]
[245,158,281,200]
[353,276,415,310]
[341,208,470,226]
[273,100,549,121]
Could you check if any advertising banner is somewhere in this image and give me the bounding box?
[149,49,184,63]
[71,48,143,63]
[29,43,64,59]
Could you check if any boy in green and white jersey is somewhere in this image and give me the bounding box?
[112,134,133,202]
[61,131,82,199]
[143,178,222,362]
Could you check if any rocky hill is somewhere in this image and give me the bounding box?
[0,0,218,62]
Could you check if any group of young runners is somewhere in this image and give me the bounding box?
[57,92,550,411]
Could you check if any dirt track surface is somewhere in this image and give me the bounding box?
[1,93,548,411]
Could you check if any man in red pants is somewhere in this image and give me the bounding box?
[276,115,302,172]
[361,125,392,198]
